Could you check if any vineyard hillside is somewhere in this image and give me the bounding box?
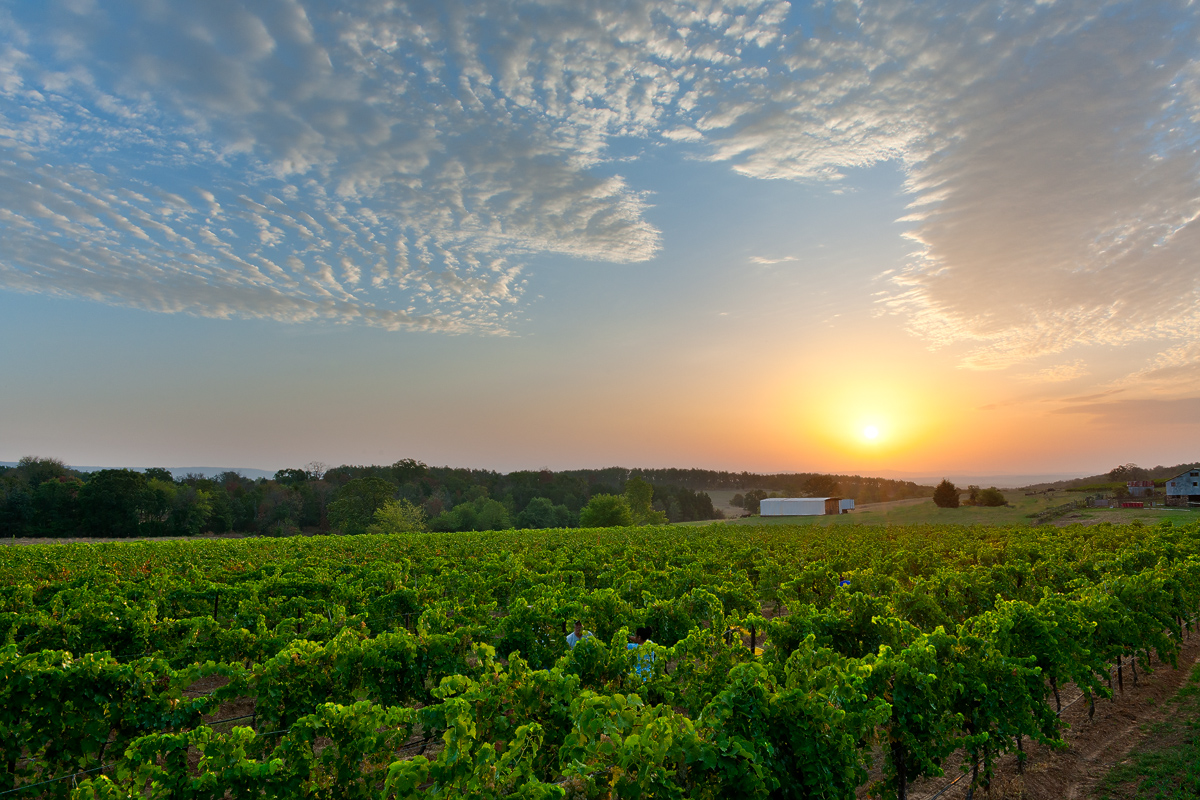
[2,522,1198,799]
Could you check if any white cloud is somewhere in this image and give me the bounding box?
[666,0,1200,371]
[2,0,721,331]
[749,255,798,265]
[662,126,704,142]
[1019,360,1090,383]
[1052,395,1200,427]
[1117,343,1200,397]
[1,0,1199,356]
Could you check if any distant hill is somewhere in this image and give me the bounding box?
[0,462,276,480]
[1018,462,1199,492]
[896,472,1092,489]
[159,466,277,480]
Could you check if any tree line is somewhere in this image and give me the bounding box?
[932,480,1007,509]
[567,467,931,504]
[0,457,724,538]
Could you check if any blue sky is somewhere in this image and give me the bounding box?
[3,0,1200,476]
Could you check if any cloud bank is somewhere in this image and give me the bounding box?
[2,0,1199,353]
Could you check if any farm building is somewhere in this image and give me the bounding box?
[760,497,855,516]
[1126,480,1154,497]
[1166,467,1200,506]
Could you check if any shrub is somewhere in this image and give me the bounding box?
[976,487,1007,507]
[933,479,960,509]
[578,494,633,527]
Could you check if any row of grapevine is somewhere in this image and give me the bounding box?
[1,521,1198,798]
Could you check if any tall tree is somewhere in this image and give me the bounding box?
[933,479,960,509]
[579,494,633,527]
[743,489,768,515]
[78,469,150,537]
[515,497,573,529]
[624,476,667,525]
[803,474,841,497]
[368,499,428,534]
[327,477,396,535]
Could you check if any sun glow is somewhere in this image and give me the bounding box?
[766,342,972,470]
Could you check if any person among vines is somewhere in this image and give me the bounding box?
[566,620,593,649]
[628,626,656,679]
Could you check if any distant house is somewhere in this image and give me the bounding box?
[760,497,854,516]
[1165,468,1200,506]
[1126,480,1154,497]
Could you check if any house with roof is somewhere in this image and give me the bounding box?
[1165,467,1200,506]
[1126,480,1154,497]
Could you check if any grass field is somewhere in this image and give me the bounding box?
[687,490,1200,527]
[1098,663,1200,799]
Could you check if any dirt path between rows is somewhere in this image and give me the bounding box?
[894,628,1200,800]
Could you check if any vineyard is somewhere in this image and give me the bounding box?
[2,522,1199,799]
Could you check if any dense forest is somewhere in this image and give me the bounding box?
[0,458,716,538]
[0,457,933,539]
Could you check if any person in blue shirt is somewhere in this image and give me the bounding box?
[566,620,593,649]
[627,626,655,679]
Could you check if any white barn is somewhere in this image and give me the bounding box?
[760,497,854,516]
[1165,467,1200,506]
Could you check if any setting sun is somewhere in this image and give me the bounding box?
[863,425,880,440]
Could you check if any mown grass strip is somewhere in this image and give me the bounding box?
[1098,664,1200,800]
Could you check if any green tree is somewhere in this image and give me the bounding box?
[254,483,302,535]
[390,458,429,484]
[16,456,68,488]
[803,474,841,497]
[30,476,83,537]
[170,485,214,536]
[77,469,151,537]
[273,468,310,487]
[142,478,177,535]
[976,487,1006,507]
[1108,463,1148,481]
[367,499,428,534]
[933,479,960,509]
[429,497,511,532]
[743,488,768,515]
[515,497,574,529]
[327,477,396,535]
[624,476,667,525]
[578,494,633,527]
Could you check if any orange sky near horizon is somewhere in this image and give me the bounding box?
[3,1,1200,480]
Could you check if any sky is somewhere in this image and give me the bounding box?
[3,0,1200,480]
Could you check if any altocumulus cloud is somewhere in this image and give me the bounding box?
[1,0,1198,350]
